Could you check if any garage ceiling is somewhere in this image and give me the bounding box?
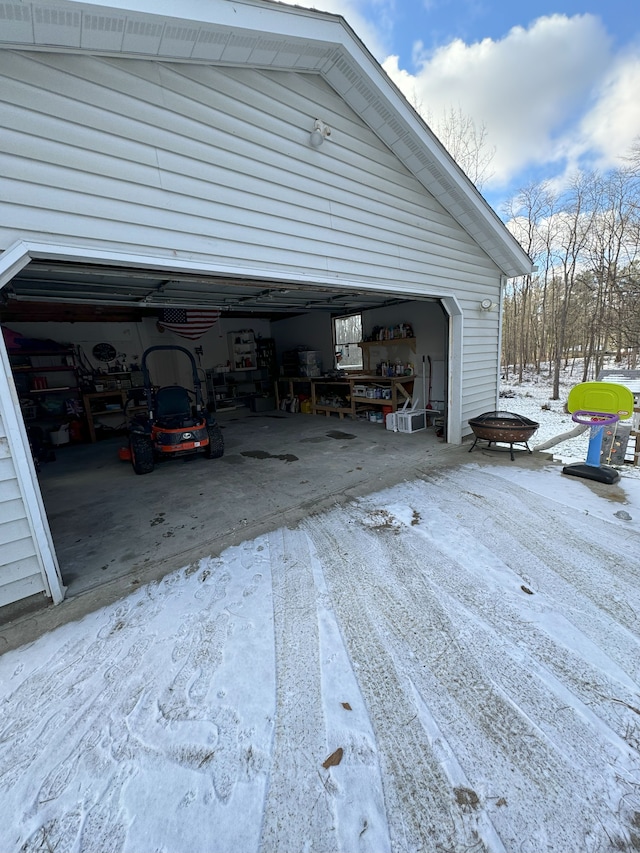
[0,259,418,322]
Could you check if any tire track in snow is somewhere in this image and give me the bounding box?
[369,519,636,847]
[408,469,640,696]
[303,498,639,853]
[425,466,640,638]
[259,528,338,853]
[303,514,500,853]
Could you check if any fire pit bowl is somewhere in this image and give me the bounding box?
[468,411,539,460]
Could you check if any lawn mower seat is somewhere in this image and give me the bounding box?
[155,385,195,427]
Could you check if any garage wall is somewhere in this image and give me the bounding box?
[271,314,334,371]
[5,317,273,392]
[362,302,448,410]
[0,409,48,606]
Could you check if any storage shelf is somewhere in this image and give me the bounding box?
[82,390,145,442]
[352,396,390,406]
[310,375,414,419]
[358,338,416,373]
[358,337,416,347]
[28,386,77,393]
[314,404,353,414]
[13,365,75,373]
[206,357,276,413]
[10,346,85,443]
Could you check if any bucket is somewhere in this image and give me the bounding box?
[49,424,70,446]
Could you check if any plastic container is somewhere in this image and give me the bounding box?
[298,351,322,364]
[49,424,70,446]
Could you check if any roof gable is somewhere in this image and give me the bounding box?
[0,0,532,277]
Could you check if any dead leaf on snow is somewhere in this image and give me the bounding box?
[341,702,352,711]
[322,748,343,769]
[454,786,479,808]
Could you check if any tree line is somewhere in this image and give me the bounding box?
[501,143,640,398]
[416,105,639,400]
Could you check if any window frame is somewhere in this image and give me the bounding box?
[332,312,364,371]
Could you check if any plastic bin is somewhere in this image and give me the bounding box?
[298,351,322,364]
[50,424,70,446]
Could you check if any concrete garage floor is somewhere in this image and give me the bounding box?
[36,409,453,603]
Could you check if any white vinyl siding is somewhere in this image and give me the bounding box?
[0,419,47,607]
[0,51,501,426]
[0,55,498,266]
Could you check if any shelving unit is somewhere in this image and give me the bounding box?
[311,375,415,419]
[228,330,257,371]
[256,338,277,373]
[275,377,312,409]
[9,347,84,431]
[206,368,273,411]
[82,390,146,443]
[207,337,277,412]
[358,337,416,374]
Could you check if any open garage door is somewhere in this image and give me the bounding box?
[1,245,453,610]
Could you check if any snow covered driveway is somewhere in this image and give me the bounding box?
[1,463,640,852]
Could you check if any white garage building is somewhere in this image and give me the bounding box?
[0,0,532,608]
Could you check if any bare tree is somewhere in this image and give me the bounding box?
[408,94,496,191]
[501,141,640,384]
[429,106,496,190]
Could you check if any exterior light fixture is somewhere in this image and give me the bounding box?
[310,118,331,147]
[480,299,495,311]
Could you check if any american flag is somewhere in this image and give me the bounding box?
[158,307,221,340]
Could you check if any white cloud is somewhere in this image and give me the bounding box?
[383,14,616,188]
[269,4,640,194]
[578,50,640,169]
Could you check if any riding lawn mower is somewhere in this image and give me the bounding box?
[127,345,224,474]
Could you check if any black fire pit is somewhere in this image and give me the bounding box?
[468,411,539,460]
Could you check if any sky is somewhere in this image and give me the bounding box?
[282,0,640,212]
[2,370,640,851]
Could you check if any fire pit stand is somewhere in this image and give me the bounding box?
[467,411,539,461]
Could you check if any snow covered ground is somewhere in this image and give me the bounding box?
[1,371,640,853]
[501,365,640,479]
